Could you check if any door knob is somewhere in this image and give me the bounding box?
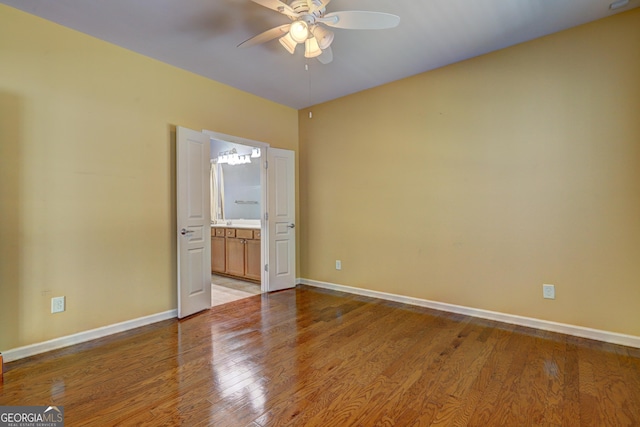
[288,223,295,229]
[180,228,193,235]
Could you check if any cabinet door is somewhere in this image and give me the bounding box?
[211,236,226,273]
[245,239,261,281]
[225,237,245,277]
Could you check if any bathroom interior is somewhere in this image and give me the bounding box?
[209,138,263,305]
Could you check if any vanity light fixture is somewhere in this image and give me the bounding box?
[215,148,257,165]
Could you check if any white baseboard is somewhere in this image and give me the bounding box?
[4,281,638,362]
[2,310,177,362]
[300,278,640,349]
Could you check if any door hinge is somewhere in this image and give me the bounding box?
[265,212,269,221]
[264,264,268,272]
[264,160,268,169]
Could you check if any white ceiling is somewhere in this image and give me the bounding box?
[2,0,637,109]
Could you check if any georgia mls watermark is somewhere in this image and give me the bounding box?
[0,406,64,427]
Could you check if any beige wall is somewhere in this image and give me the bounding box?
[1,4,638,353]
[299,9,640,337]
[0,5,298,351]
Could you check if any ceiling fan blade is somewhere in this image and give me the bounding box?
[250,0,298,17]
[321,11,400,30]
[237,24,290,48]
[317,46,333,64]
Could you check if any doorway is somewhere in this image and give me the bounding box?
[176,126,296,318]
[209,137,264,304]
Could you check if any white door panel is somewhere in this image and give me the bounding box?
[275,239,291,274]
[268,148,296,291]
[177,126,211,318]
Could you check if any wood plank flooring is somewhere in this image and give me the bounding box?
[2,285,639,426]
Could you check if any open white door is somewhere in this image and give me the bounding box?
[267,148,296,291]
[177,126,211,318]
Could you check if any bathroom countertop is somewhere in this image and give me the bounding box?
[211,223,260,229]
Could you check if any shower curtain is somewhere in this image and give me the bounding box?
[210,162,224,221]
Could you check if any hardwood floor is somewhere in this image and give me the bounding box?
[2,285,639,426]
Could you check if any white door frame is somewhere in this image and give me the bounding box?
[203,130,271,292]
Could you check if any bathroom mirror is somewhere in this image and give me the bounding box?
[210,140,262,221]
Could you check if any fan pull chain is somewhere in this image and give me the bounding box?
[306,62,313,118]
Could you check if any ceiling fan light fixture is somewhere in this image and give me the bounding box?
[289,20,309,43]
[279,33,297,54]
[311,25,334,49]
[241,0,400,64]
[304,37,322,58]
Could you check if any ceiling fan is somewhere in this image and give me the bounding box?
[238,0,400,64]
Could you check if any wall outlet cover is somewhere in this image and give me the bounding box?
[51,296,65,313]
[543,284,555,300]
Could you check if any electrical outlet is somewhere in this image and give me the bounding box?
[335,260,342,270]
[51,296,65,313]
[543,284,555,300]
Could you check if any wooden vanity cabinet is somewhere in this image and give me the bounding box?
[225,228,249,277]
[244,230,261,281]
[212,227,261,282]
[211,228,226,274]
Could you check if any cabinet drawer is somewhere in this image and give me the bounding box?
[212,228,225,237]
[253,230,261,240]
[225,229,236,238]
[236,229,253,239]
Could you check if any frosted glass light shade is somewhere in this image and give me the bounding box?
[279,33,297,54]
[311,25,334,49]
[290,21,309,43]
[305,37,322,58]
